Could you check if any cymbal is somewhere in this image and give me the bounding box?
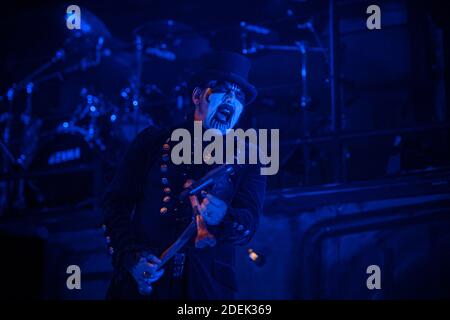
[63,8,130,56]
[63,34,130,61]
[64,7,112,40]
[133,20,211,61]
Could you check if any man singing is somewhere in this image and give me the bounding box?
[102,51,266,299]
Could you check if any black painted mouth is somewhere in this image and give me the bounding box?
[211,104,234,129]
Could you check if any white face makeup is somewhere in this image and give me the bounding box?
[203,83,245,134]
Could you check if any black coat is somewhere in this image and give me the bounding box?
[102,120,266,299]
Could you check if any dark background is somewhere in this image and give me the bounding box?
[1,0,450,299]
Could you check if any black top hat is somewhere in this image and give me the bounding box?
[189,51,258,105]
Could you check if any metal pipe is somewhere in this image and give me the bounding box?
[281,122,450,146]
[329,0,343,183]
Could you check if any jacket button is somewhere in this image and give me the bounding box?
[163,196,171,203]
[108,247,114,255]
[161,177,169,185]
[162,154,170,162]
[160,207,168,214]
[163,187,171,194]
[162,143,170,151]
[105,236,111,244]
[160,164,168,173]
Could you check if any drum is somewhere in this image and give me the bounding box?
[27,132,101,210]
[111,110,154,143]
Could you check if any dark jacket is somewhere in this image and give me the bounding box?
[102,120,266,299]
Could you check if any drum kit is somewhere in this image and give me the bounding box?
[0,8,329,212]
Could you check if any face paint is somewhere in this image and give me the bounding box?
[204,92,244,134]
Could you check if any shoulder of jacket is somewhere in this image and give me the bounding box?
[134,125,170,145]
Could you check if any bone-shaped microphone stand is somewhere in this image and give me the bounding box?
[189,194,216,248]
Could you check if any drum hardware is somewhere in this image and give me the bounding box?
[130,19,211,126]
[243,41,327,110]
[296,18,330,65]
[1,47,65,160]
[115,85,154,143]
[145,46,177,61]
[1,9,131,212]
[0,48,66,212]
[0,136,45,214]
[56,88,113,151]
[102,34,153,144]
[142,84,166,98]
[240,21,272,35]
[173,82,188,111]
[132,35,143,111]
[15,83,43,209]
[57,124,106,152]
[133,20,211,61]
[240,20,279,55]
[240,17,330,187]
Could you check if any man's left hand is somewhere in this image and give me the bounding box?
[199,194,227,225]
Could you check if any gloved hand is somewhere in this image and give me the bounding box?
[198,193,228,226]
[197,173,233,226]
[128,251,164,295]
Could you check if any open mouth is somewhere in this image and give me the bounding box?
[211,104,234,129]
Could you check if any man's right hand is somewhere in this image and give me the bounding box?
[128,253,164,295]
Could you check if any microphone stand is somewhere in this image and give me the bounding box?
[156,163,236,269]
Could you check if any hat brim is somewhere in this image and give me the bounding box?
[189,69,257,105]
